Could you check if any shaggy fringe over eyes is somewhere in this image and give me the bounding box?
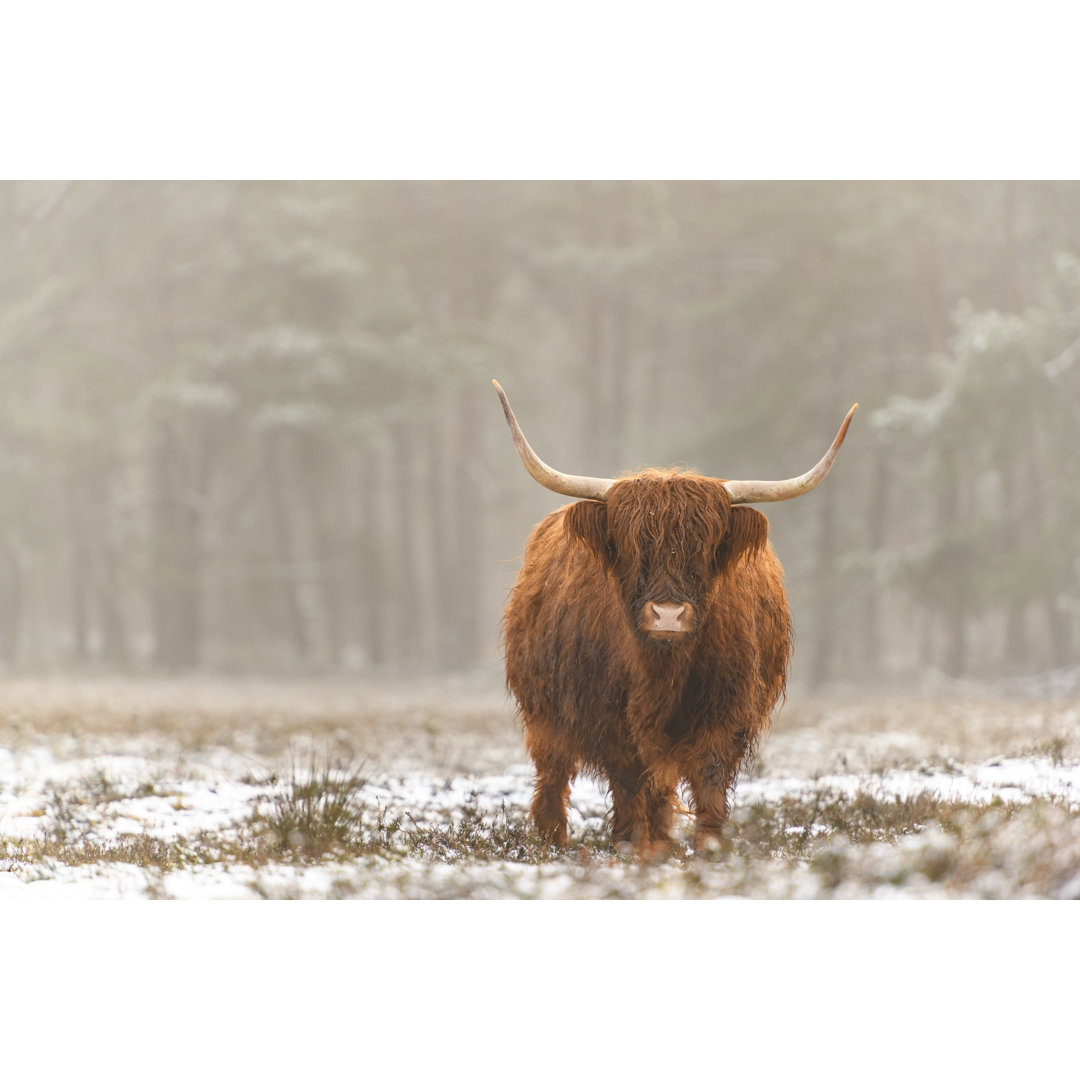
[606,472,730,586]
[563,474,770,594]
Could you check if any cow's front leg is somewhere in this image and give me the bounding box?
[686,758,739,849]
[609,765,677,858]
[525,724,576,848]
[687,725,755,849]
[644,785,674,847]
[641,760,682,857]
[631,785,675,861]
[608,767,650,852]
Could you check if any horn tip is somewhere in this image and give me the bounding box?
[492,380,514,427]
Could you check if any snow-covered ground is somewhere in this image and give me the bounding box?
[1,677,1079,898]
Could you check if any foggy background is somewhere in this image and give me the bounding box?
[0,180,1078,689]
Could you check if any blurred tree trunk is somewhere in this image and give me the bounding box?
[426,416,451,673]
[390,423,424,669]
[1025,427,1074,667]
[0,536,21,665]
[94,554,130,667]
[918,608,935,671]
[938,446,967,678]
[447,388,484,670]
[67,463,92,662]
[1000,463,1029,671]
[1045,600,1073,669]
[88,465,130,667]
[264,430,311,663]
[357,445,389,668]
[429,399,486,672]
[297,432,344,667]
[150,422,202,668]
[861,440,890,674]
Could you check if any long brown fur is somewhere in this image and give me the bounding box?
[503,469,793,854]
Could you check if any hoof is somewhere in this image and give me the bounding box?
[635,837,676,862]
[693,833,724,856]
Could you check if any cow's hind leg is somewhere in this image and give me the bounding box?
[524,723,576,848]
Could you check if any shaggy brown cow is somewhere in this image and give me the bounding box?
[495,380,857,854]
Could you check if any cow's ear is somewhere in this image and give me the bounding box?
[715,506,769,572]
[564,500,614,565]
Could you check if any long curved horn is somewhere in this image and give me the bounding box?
[723,404,859,505]
[493,380,615,501]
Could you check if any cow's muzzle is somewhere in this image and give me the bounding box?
[639,601,696,640]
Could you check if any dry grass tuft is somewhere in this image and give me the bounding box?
[247,752,370,861]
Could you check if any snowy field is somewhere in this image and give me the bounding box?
[2,676,1080,898]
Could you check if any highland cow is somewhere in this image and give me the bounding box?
[495,380,857,854]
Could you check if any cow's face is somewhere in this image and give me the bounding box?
[564,472,770,644]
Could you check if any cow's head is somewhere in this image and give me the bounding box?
[562,472,769,642]
[493,380,857,645]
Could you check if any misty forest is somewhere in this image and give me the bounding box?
[1,180,1078,689]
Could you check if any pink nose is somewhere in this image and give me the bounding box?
[646,602,688,632]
